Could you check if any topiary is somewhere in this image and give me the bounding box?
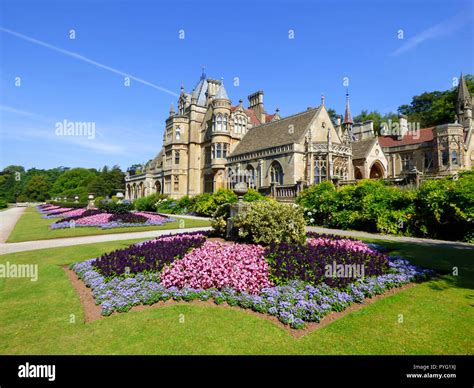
[233,201,306,245]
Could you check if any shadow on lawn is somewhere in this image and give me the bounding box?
[366,239,474,291]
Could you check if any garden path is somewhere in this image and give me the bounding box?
[0,207,25,243]
[0,226,212,255]
[307,226,474,250]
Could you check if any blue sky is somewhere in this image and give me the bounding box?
[0,0,473,170]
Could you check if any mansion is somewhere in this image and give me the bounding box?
[125,72,474,200]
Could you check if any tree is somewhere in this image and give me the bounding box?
[50,168,97,201]
[24,175,51,201]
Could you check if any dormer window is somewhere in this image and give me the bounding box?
[234,115,247,134]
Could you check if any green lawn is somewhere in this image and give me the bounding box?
[0,238,472,355]
[6,207,211,243]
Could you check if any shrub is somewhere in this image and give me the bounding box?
[94,196,105,207]
[133,193,167,212]
[0,199,7,209]
[155,198,178,213]
[98,201,134,214]
[210,203,231,236]
[233,201,306,245]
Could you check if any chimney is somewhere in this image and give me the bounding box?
[248,91,265,124]
[398,114,408,140]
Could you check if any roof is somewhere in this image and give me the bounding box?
[458,73,471,104]
[229,107,320,157]
[191,73,208,106]
[214,82,229,100]
[351,138,376,159]
[344,93,353,124]
[378,127,434,147]
[145,150,163,172]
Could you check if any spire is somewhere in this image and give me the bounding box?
[214,79,229,100]
[169,102,175,116]
[343,89,353,125]
[457,73,471,111]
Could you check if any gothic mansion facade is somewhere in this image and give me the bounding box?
[125,72,474,200]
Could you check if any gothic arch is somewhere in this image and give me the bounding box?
[269,160,284,185]
[369,160,385,179]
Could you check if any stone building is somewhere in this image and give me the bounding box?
[125,72,473,200]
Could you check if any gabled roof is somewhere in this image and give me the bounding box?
[229,107,321,157]
[378,127,434,147]
[351,138,377,159]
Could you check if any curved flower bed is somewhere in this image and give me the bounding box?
[71,232,432,329]
[40,205,175,229]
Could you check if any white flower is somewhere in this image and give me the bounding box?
[310,218,315,223]
[307,211,312,216]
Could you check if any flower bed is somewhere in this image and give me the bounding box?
[71,232,432,329]
[38,204,175,229]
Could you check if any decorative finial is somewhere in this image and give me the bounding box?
[276,107,280,113]
[169,102,175,115]
[321,94,325,106]
[201,66,206,80]
[180,84,184,92]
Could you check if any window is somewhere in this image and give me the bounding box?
[174,150,180,165]
[314,159,327,184]
[225,143,229,158]
[442,150,449,166]
[216,114,222,132]
[424,152,433,170]
[452,150,458,165]
[270,161,283,185]
[216,143,222,158]
[165,151,172,166]
[401,154,413,171]
[223,115,228,131]
[205,146,211,165]
[175,126,181,140]
[173,176,179,192]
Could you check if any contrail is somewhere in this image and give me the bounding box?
[0,26,179,97]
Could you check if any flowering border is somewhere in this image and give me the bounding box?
[71,248,431,329]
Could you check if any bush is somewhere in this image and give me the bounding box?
[296,171,474,242]
[98,201,134,214]
[233,201,306,245]
[0,199,7,209]
[133,193,167,212]
[94,196,105,207]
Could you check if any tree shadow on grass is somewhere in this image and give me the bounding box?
[365,239,474,291]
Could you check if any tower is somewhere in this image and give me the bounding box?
[457,73,472,131]
[342,90,353,144]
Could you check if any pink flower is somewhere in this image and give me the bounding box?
[160,241,272,294]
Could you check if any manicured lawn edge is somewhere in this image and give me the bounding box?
[6,206,211,243]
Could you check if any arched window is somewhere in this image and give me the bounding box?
[216,114,222,132]
[452,150,458,165]
[270,161,283,185]
[175,126,181,140]
[442,150,449,166]
[245,165,256,188]
[223,115,228,131]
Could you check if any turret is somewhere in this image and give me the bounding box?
[457,73,472,131]
[342,90,353,144]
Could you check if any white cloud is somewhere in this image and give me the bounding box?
[390,12,472,56]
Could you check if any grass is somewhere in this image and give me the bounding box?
[0,237,472,354]
[6,206,211,243]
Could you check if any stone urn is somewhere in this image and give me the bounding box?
[226,182,250,239]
